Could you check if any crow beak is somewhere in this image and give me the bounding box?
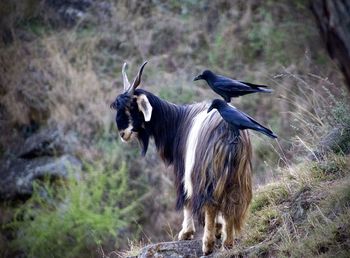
[110,102,116,109]
[193,75,202,81]
[207,106,213,113]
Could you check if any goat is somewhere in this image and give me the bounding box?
[110,62,252,255]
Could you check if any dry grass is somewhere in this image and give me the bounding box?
[101,239,148,258]
[0,32,111,136]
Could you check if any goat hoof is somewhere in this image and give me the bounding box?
[202,239,215,255]
[223,240,234,250]
[178,230,194,240]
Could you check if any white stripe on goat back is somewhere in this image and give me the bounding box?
[184,109,214,199]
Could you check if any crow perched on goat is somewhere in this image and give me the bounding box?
[194,70,272,102]
[208,99,277,141]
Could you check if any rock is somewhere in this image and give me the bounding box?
[18,126,78,159]
[132,239,275,258]
[0,124,82,200]
[133,240,218,258]
[46,0,93,25]
[44,0,112,26]
[0,155,81,200]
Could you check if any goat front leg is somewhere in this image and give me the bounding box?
[202,205,217,255]
[178,205,195,240]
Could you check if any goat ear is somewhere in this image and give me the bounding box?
[136,94,153,122]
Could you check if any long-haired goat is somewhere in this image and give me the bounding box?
[110,62,252,255]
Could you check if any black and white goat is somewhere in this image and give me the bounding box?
[111,62,252,255]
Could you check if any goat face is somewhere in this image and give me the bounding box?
[111,62,153,151]
[112,92,151,143]
[111,93,134,142]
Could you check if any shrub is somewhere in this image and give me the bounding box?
[330,95,350,154]
[7,163,141,258]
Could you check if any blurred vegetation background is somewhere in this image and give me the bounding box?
[0,0,349,257]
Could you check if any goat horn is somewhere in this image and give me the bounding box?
[122,62,131,92]
[128,61,148,95]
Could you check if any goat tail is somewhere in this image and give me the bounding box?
[213,130,253,233]
[231,131,252,233]
[190,117,253,231]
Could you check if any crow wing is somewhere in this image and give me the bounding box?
[238,80,269,88]
[213,77,256,92]
[220,107,276,137]
[220,107,256,128]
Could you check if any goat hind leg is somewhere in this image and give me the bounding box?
[178,205,195,240]
[202,205,217,255]
[222,214,235,250]
[215,212,223,239]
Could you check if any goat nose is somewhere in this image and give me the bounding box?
[120,132,125,138]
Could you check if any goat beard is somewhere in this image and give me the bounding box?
[137,128,149,156]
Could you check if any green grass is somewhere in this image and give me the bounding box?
[276,210,350,258]
[322,178,350,215]
[226,153,350,258]
[251,183,289,212]
[278,182,350,258]
[245,206,281,245]
[310,154,348,181]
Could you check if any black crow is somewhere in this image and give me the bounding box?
[208,99,277,141]
[194,70,272,102]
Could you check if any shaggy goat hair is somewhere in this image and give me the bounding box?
[110,62,252,255]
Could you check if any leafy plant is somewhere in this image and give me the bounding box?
[7,163,142,258]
